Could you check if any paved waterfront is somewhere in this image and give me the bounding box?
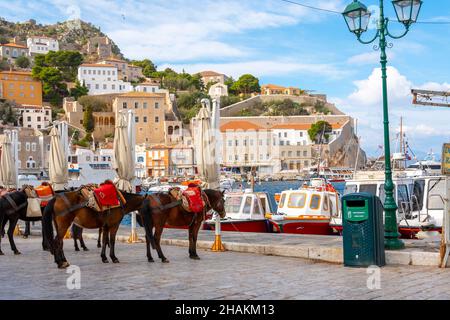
[1,236,450,300]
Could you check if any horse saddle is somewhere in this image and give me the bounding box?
[81,181,126,212]
[169,186,206,214]
[35,184,54,207]
[0,188,15,198]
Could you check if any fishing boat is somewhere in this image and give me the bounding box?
[203,189,276,233]
[329,171,447,238]
[267,178,341,235]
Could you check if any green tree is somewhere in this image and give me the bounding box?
[34,51,83,82]
[131,59,157,77]
[70,81,89,100]
[15,56,30,69]
[308,121,332,144]
[0,101,17,125]
[37,67,68,106]
[177,91,210,124]
[224,77,236,95]
[0,37,8,45]
[0,58,9,71]
[231,74,260,95]
[83,104,95,135]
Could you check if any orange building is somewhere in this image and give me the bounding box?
[0,71,43,106]
[146,145,171,177]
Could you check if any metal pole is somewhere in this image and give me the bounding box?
[379,0,404,249]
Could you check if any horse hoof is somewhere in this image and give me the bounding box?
[102,257,109,263]
[14,251,21,255]
[97,244,101,248]
[148,258,154,263]
[75,248,80,252]
[0,251,4,256]
[112,258,120,264]
[83,248,89,252]
[190,255,201,260]
[162,259,170,263]
[58,262,70,269]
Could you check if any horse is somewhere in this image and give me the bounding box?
[139,189,226,263]
[0,185,44,255]
[42,189,146,269]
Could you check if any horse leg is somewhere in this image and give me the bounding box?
[108,225,120,263]
[7,216,21,255]
[100,225,109,263]
[188,219,202,260]
[97,228,102,248]
[54,220,72,268]
[141,211,154,263]
[154,224,169,263]
[79,230,89,252]
[72,225,80,251]
[23,221,30,239]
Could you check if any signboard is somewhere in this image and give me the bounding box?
[443,143,450,176]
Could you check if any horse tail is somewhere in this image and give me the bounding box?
[140,199,156,250]
[42,197,56,254]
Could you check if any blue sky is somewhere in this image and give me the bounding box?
[2,0,450,158]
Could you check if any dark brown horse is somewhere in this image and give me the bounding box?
[0,186,46,255]
[42,189,146,268]
[139,189,226,263]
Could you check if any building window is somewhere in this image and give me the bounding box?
[123,102,127,109]
[143,117,147,123]
[143,102,147,109]
[300,132,303,137]
[155,116,159,123]
[26,142,30,151]
[228,140,232,147]
[103,84,107,89]
[31,143,36,152]
[135,102,139,109]
[303,151,308,157]
[135,116,139,123]
[95,84,99,89]
[155,102,159,109]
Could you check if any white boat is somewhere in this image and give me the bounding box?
[203,189,275,233]
[330,172,447,239]
[268,178,341,235]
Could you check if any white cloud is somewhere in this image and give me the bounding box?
[333,67,450,155]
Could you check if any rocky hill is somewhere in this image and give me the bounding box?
[0,18,122,60]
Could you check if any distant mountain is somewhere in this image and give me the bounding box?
[0,17,122,60]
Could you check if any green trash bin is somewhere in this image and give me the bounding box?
[342,192,385,267]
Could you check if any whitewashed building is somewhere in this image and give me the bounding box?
[208,83,228,98]
[77,64,132,95]
[135,82,161,93]
[15,105,52,130]
[27,36,59,55]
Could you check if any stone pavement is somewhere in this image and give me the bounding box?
[1,237,450,300]
[21,222,445,266]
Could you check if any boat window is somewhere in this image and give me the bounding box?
[253,198,263,216]
[397,184,409,211]
[412,180,425,211]
[344,184,357,195]
[323,195,329,211]
[224,196,242,214]
[360,184,377,195]
[310,194,321,210]
[278,194,286,208]
[427,179,445,210]
[242,196,252,214]
[259,197,267,213]
[287,193,306,208]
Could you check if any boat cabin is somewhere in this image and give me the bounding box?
[276,179,340,219]
[224,190,272,221]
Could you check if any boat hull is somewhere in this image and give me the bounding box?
[330,225,442,239]
[204,219,273,233]
[272,219,335,235]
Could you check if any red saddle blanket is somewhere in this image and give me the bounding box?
[94,182,120,207]
[182,186,205,213]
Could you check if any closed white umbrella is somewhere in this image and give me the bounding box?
[113,112,134,192]
[194,105,220,189]
[49,127,68,191]
[0,134,18,189]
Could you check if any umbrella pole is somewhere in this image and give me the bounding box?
[211,213,226,252]
[127,212,142,243]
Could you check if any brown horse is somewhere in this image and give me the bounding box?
[139,189,226,263]
[42,189,146,268]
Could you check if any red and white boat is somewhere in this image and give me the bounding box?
[203,189,277,233]
[268,178,341,235]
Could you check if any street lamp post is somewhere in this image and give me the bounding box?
[342,0,423,250]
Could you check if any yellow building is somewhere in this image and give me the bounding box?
[261,84,303,96]
[0,71,43,106]
[146,145,171,177]
[112,92,167,145]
